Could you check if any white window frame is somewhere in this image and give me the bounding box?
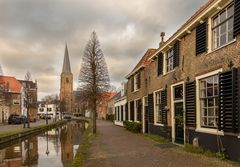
[171,81,185,144]
[212,3,234,50]
[142,96,148,133]
[196,69,224,135]
[153,89,164,126]
[166,48,174,72]
[134,98,141,122]
[133,72,141,91]
[207,1,236,52]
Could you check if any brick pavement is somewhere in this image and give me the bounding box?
[84,120,239,167]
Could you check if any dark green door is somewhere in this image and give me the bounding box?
[174,102,184,144]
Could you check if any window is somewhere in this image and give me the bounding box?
[199,75,219,128]
[155,91,162,124]
[144,97,148,106]
[13,99,20,105]
[133,72,141,91]
[212,4,234,49]
[136,99,142,122]
[166,48,174,72]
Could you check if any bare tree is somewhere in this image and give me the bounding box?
[78,31,110,133]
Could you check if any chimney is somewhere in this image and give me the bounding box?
[159,32,165,48]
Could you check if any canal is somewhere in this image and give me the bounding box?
[0,121,87,167]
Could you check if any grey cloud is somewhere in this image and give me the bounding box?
[0,0,208,98]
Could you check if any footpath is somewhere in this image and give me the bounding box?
[84,120,239,167]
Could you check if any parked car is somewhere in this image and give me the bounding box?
[20,115,29,124]
[8,114,21,124]
[8,114,29,124]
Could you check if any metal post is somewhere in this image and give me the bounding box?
[46,103,48,125]
[27,90,30,128]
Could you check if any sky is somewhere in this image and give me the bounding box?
[0,0,208,99]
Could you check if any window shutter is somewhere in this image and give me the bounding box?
[161,89,168,125]
[185,81,196,127]
[121,105,124,121]
[173,41,180,68]
[196,22,207,55]
[148,93,154,123]
[125,103,128,121]
[219,68,240,132]
[137,100,142,121]
[234,0,240,37]
[130,101,135,121]
[137,72,141,89]
[131,78,134,92]
[157,52,163,76]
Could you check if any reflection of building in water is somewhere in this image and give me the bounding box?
[22,136,38,166]
[4,143,22,167]
[0,150,6,167]
[60,122,84,167]
[60,123,74,167]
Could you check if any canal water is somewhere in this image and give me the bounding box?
[0,121,87,167]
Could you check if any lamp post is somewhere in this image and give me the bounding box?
[46,103,48,125]
[24,88,31,128]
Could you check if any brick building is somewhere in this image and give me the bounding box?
[125,0,240,160]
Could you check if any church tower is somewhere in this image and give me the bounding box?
[60,44,73,113]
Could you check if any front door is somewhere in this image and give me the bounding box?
[174,102,184,144]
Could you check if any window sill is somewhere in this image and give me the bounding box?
[163,69,176,77]
[154,123,164,127]
[132,89,139,93]
[207,39,236,56]
[195,127,224,136]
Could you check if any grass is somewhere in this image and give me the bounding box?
[144,133,170,144]
[71,122,94,167]
[183,144,215,157]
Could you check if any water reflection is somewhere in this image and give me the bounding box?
[0,121,87,167]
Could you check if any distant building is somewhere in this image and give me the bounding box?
[114,82,127,126]
[97,92,117,120]
[60,44,73,114]
[37,102,59,119]
[18,80,38,121]
[0,76,22,122]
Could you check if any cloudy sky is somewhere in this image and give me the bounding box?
[0,0,208,99]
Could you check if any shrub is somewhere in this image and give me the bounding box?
[123,121,142,133]
[106,114,114,122]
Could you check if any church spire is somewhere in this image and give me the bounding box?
[62,44,71,73]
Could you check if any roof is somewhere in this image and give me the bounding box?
[149,0,217,59]
[18,80,37,89]
[62,44,72,73]
[127,48,156,78]
[0,76,22,93]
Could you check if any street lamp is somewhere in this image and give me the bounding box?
[24,88,31,128]
[46,103,48,125]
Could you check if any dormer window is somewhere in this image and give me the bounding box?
[212,4,234,49]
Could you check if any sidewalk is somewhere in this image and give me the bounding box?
[84,120,239,167]
[0,119,54,133]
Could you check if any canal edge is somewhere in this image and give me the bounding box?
[0,120,67,146]
[71,121,94,167]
